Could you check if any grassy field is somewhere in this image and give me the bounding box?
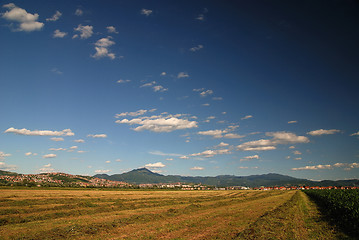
[0,188,351,239]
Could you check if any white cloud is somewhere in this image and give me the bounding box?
[69,146,78,150]
[202,103,210,107]
[0,151,11,160]
[216,142,229,147]
[198,129,227,138]
[149,151,183,157]
[191,166,204,170]
[351,131,359,136]
[238,166,249,169]
[73,24,93,39]
[115,159,122,162]
[43,154,56,159]
[75,9,83,16]
[141,8,153,16]
[294,157,302,160]
[240,155,259,161]
[289,146,295,149]
[179,156,189,159]
[2,3,44,32]
[87,134,107,138]
[200,90,213,97]
[92,37,116,59]
[293,150,302,155]
[115,109,151,118]
[166,158,173,161]
[190,45,203,52]
[177,72,189,78]
[196,14,204,21]
[288,120,298,124]
[25,152,32,156]
[74,139,85,143]
[50,137,64,142]
[4,127,74,136]
[193,88,205,92]
[53,29,67,38]
[212,97,223,101]
[160,72,166,76]
[117,79,131,84]
[0,162,17,171]
[223,133,245,139]
[116,114,198,133]
[153,85,168,92]
[95,169,111,173]
[51,68,63,74]
[145,162,165,168]
[241,115,253,120]
[307,129,341,136]
[46,11,61,21]
[49,148,66,151]
[77,151,86,153]
[292,162,359,171]
[190,149,230,158]
[106,26,118,34]
[105,160,111,163]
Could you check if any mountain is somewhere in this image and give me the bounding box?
[95,168,352,187]
[0,170,18,176]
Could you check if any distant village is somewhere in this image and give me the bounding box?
[0,172,358,190]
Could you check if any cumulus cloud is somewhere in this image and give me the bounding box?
[292,162,359,171]
[0,151,11,160]
[46,11,61,21]
[94,169,111,173]
[307,129,341,136]
[179,156,189,159]
[241,115,253,120]
[200,89,213,97]
[140,81,167,92]
[237,131,309,151]
[50,137,64,142]
[92,36,116,59]
[216,142,229,147]
[53,29,67,38]
[240,155,259,161]
[2,3,44,32]
[25,152,36,156]
[4,127,74,136]
[74,139,85,143]
[117,79,131,84]
[141,8,153,16]
[0,161,17,171]
[145,162,165,168]
[177,72,189,78]
[106,26,118,34]
[73,24,93,39]
[191,166,204,170]
[288,120,298,124]
[198,128,244,139]
[115,109,154,118]
[223,133,245,139]
[43,154,56,159]
[75,9,83,16]
[190,149,230,158]
[116,114,198,133]
[87,134,107,138]
[190,45,203,52]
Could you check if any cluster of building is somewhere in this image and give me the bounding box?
[0,172,129,188]
[253,186,359,190]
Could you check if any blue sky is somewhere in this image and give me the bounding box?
[1,1,358,180]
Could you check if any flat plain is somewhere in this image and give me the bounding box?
[0,188,350,239]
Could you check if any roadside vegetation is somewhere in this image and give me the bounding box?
[0,189,353,239]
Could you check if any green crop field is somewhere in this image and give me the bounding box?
[0,189,352,239]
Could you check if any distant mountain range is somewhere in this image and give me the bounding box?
[94,168,359,188]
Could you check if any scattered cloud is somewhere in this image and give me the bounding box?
[69,146,78,150]
[49,148,66,151]
[212,97,223,101]
[190,149,230,158]
[51,68,63,74]
[50,137,64,142]
[200,89,213,97]
[25,152,37,156]
[46,11,61,21]
[39,163,55,173]
[0,161,17,171]
[177,72,189,78]
[238,166,249,169]
[149,151,183,157]
[117,79,131,84]
[160,72,166,76]
[141,9,153,17]
[292,162,359,171]
[179,156,189,159]
[4,127,74,136]
[166,158,173,161]
[196,14,204,21]
[74,139,85,143]
[190,45,203,52]
[289,146,295,149]
[106,26,118,34]
[293,150,302,155]
[115,109,155,118]
[43,154,56,159]
[237,131,309,151]
[202,103,210,107]
[53,29,67,38]
[288,120,298,124]
[241,115,253,120]
[351,131,359,136]
[73,24,93,39]
[94,169,111,173]
[2,3,44,32]
[191,166,204,170]
[307,129,341,136]
[105,160,111,163]
[116,114,198,133]
[145,162,165,168]
[240,155,259,161]
[216,142,229,148]
[87,134,107,138]
[0,151,11,160]
[92,36,116,59]
[198,128,244,139]
[223,133,245,139]
[115,159,122,162]
[294,157,302,160]
[75,9,83,16]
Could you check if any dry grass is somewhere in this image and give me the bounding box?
[0,189,349,239]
